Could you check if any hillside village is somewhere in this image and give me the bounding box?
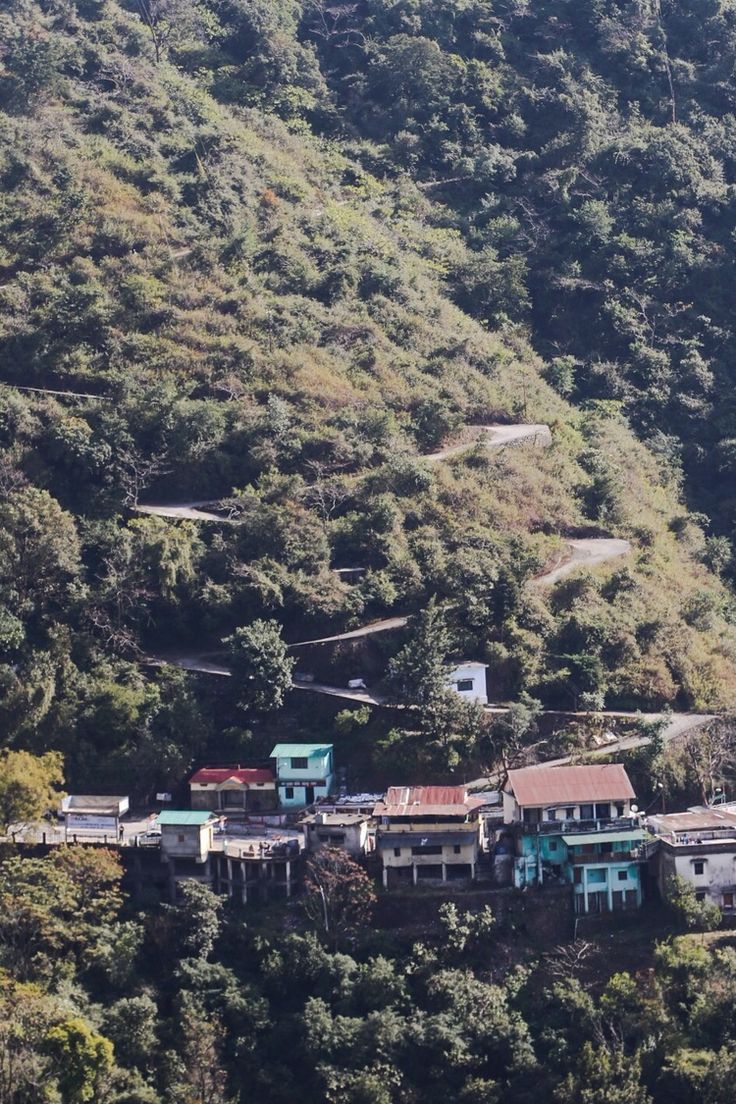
[28,729,736,934]
[9,0,736,1098]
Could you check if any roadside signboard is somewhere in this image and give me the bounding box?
[65,813,117,831]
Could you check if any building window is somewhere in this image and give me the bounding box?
[574,868,582,884]
[565,808,574,818]
[290,757,308,769]
[580,804,594,820]
[177,834,185,843]
[453,845,461,854]
[618,870,628,881]
[615,803,625,817]
[693,860,705,875]
[549,840,558,852]
[411,845,443,856]
[695,890,706,901]
[456,678,474,692]
[600,842,613,854]
[588,868,607,884]
[595,803,611,819]
[284,787,294,800]
[394,847,401,857]
[724,893,734,909]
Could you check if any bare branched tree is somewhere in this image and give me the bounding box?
[545,939,599,982]
[681,718,736,806]
[117,447,171,507]
[303,0,367,49]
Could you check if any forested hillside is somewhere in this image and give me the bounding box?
[3,0,736,795]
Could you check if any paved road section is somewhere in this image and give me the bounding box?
[536,537,631,586]
[288,615,409,648]
[132,501,235,522]
[424,423,552,461]
[145,654,232,676]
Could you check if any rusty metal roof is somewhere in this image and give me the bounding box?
[374,785,483,819]
[506,764,634,807]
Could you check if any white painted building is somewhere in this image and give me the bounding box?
[648,805,736,913]
[447,662,488,705]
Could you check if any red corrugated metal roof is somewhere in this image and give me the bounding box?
[190,767,274,786]
[374,784,476,818]
[506,764,634,807]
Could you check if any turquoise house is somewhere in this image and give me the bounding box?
[504,764,646,915]
[270,743,334,808]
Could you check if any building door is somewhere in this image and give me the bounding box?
[305,785,315,804]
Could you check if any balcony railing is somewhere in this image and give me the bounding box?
[531,817,637,835]
[567,848,643,864]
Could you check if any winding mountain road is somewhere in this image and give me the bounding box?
[424,423,552,462]
[128,422,553,523]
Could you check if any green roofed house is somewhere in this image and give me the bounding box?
[158,810,217,866]
[503,764,647,915]
[270,744,334,808]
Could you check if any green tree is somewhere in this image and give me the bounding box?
[225,619,294,714]
[0,749,64,833]
[0,488,81,619]
[666,876,722,933]
[165,881,223,961]
[555,1042,652,1104]
[386,599,453,706]
[44,1018,114,1104]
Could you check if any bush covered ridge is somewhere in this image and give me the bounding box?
[2,0,736,796]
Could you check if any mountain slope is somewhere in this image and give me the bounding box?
[1,0,735,793]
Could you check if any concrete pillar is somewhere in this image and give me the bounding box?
[471,862,475,882]
[285,860,291,898]
[412,864,418,886]
[441,862,447,883]
[382,866,388,888]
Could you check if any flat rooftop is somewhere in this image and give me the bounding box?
[648,807,736,835]
[301,813,368,826]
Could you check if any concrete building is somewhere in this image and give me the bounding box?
[158,809,303,902]
[270,743,334,808]
[447,662,488,705]
[159,810,217,864]
[504,764,646,915]
[189,767,277,813]
[300,810,371,858]
[61,795,129,841]
[217,834,303,904]
[374,785,486,888]
[647,805,736,913]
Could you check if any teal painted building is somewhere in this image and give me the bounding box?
[270,743,334,808]
[504,764,646,915]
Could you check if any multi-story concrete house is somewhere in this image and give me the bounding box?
[270,743,334,808]
[647,805,736,914]
[374,785,487,888]
[503,764,646,915]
